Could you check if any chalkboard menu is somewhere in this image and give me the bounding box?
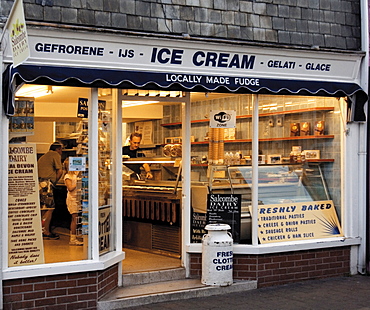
[206,194,241,243]
[190,210,207,243]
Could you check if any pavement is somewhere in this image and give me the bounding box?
[127,275,370,310]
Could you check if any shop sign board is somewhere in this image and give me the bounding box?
[77,97,88,118]
[209,110,236,128]
[207,194,241,243]
[8,143,44,266]
[68,156,86,171]
[191,210,207,243]
[6,28,362,85]
[257,200,343,244]
[99,206,111,255]
[5,0,30,67]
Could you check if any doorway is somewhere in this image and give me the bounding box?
[120,90,185,273]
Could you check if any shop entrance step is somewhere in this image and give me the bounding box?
[122,267,186,286]
[98,270,257,310]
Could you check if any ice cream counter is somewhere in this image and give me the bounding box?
[122,157,182,256]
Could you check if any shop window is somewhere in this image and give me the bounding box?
[189,94,344,245]
[256,95,344,244]
[7,85,115,267]
[97,90,113,255]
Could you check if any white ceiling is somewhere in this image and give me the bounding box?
[18,84,234,122]
[19,85,232,103]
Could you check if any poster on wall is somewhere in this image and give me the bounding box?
[77,97,88,118]
[257,200,343,244]
[207,194,241,243]
[134,121,153,145]
[99,206,111,255]
[10,99,34,134]
[8,143,44,266]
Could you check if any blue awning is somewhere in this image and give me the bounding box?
[3,64,368,121]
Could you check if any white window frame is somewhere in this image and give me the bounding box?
[185,94,361,257]
[1,88,124,281]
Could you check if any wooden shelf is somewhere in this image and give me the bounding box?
[161,107,334,127]
[258,135,334,142]
[191,135,334,145]
[306,159,334,163]
[191,160,334,167]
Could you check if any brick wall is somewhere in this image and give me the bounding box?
[190,246,350,288]
[0,0,362,50]
[2,264,119,310]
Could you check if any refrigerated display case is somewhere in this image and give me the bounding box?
[191,163,331,243]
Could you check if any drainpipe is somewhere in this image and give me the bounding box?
[0,50,4,310]
[358,0,369,275]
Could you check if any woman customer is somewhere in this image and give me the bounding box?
[64,158,83,246]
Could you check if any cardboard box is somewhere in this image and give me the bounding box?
[290,123,300,136]
[300,122,311,136]
[267,154,282,164]
[258,155,266,164]
[302,150,320,159]
[314,121,325,136]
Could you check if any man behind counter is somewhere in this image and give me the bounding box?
[122,132,153,180]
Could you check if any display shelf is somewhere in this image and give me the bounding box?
[122,157,176,164]
[253,106,334,117]
[9,132,34,138]
[306,159,334,163]
[207,163,331,201]
[191,160,333,167]
[249,159,334,164]
[190,135,334,145]
[138,144,161,149]
[258,135,334,142]
[161,107,334,127]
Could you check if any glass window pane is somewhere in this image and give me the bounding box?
[97,89,113,255]
[8,85,93,266]
[190,93,253,244]
[257,95,343,243]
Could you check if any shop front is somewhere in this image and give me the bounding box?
[1,27,368,307]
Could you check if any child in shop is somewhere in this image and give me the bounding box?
[64,158,83,246]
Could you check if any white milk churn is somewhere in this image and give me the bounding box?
[201,223,233,286]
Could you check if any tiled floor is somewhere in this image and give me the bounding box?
[43,228,181,272]
[122,248,181,274]
[43,229,87,263]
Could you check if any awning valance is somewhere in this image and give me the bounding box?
[3,64,368,121]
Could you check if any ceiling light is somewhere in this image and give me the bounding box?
[16,85,54,98]
[122,89,182,98]
[122,100,160,108]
